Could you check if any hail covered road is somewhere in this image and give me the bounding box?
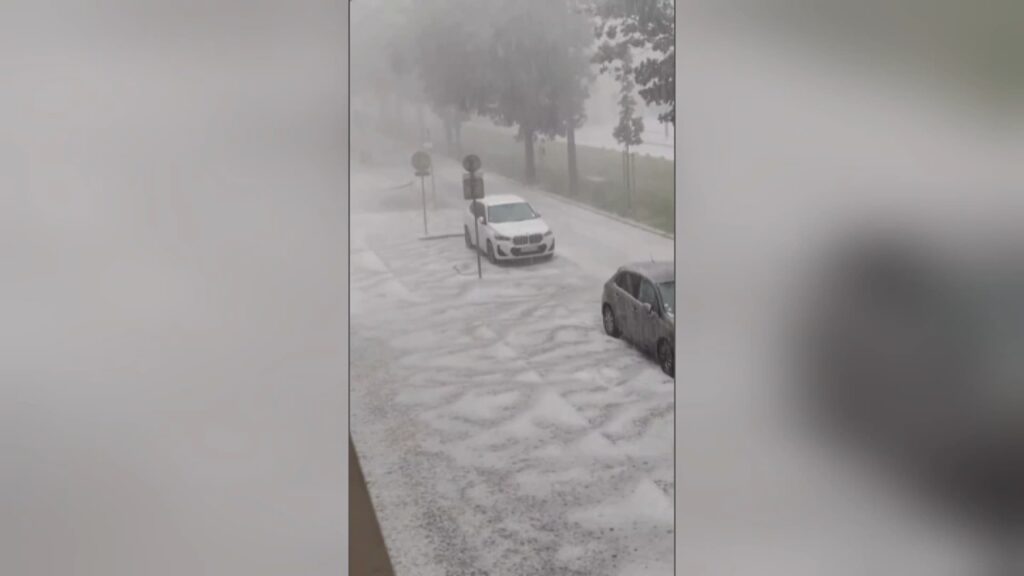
[350,136,675,576]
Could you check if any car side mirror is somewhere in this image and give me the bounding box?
[478,216,485,225]
[642,302,654,315]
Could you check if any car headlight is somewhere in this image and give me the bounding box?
[494,235,510,241]
[543,230,553,237]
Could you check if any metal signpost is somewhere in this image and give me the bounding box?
[424,140,436,206]
[462,154,484,279]
[411,150,431,236]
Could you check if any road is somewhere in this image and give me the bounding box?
[350,135,675,576]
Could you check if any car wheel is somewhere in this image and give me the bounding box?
[464,227,473,248]
[602,305,620,338]
[658,339,674,377]
[487,241,497,264]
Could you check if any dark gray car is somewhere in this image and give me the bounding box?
[602,262,675,376]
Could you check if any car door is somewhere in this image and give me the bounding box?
[614,272,642,342]
[467,202,484,246]
[609,272,631,335]
[465,203,475,244]
[637,278,662,351]
[481,205,495,244]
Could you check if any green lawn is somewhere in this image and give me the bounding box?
[440,122,675,235]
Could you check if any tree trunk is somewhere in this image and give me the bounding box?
[417,104,426,145]
[443,114,454,156]
[392,93,402,133]
[623,144,631,215]
[454,120,463,158]
[567,124,578,196]
[524,129,536,184]
[630,152,637,215]
[621,149,627,202]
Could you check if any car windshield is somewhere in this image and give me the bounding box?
[488,202,538,223]
[659,281,675,317]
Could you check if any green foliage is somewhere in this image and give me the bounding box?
[409,0,595,142]
[351,0,418,98]
[412,0,495,116]
[592,0,675,124]
[484,0,595,140]
[612,49,644,147]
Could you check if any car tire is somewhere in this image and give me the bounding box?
[658,339,674,377]
[602,304,620,338]
[487,241,497,264]
[464,227,473,249]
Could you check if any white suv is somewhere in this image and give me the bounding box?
[464,194,555,262]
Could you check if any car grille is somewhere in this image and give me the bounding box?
[511,245,546,256]
[512,234,543,245]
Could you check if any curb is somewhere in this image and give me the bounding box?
[419,233,463,241]
[380,180,415,191]
[526,186,675,240]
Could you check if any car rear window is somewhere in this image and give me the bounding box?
[616,272,640,298]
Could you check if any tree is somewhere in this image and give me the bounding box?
[592,0,675,125]
[560,2,596,196]
[484,0,594,184]
[412,0,496,156]
[350,0,420,136]
[611,48,643,214]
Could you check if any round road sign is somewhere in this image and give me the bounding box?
[462,154,481,173]
[412,151,431,172]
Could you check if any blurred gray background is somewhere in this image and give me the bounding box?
[676,1,1023,574]
[1,2,348,575]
